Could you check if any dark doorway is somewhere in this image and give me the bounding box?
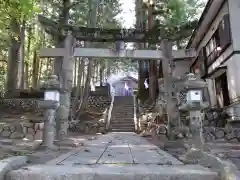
[215,72,230,107]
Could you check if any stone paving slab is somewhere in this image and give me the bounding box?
[56,132,183,165]
[59,146,106,165]
[98,145,132,164]
[7,164,219,180]
[130,145,182,165]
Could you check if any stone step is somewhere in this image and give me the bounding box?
[111,123,134,126]
[114,100,133,102]
[111,111,133,114]
[114,102,133,104]
[111,124,134,127]
[114,102,133,103]
[112,111,133,113]
[112,115,133,117]
[114,99,133,101]
[112,103,133,105]
[111,128,135,132]
[111,124,135,128]
[112,107,133,109]
[111,119,134,122]
[111,127,135,131]
[111,120,134,122]
[112,107,133,108]
[111,117,134,119]
[112,108,133,110]
[111,112,133,114]
[7,164,218,180]
[112,110,133,112]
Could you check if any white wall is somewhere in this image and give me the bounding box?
[225,54,240,100]
[228,0,240,51]
[113,79,138,96]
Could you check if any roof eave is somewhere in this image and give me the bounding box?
[186,0,215,48]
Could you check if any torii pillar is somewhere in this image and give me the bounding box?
[161,39,180,140]
[55,32,75,140]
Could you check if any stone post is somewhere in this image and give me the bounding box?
[55,32,75,140]
[161,39,181,139]
[38,75,60,150]
[178,73,209,150]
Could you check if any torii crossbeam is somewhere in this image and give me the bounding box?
[39,47,196,60]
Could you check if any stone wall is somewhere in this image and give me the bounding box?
[0,98,41,113]
[0,120,107,141]
[0,95,111,113]
[0,95,111,140]
[203,127,240,142]
[0,122,44,140]
[87,95,111,111]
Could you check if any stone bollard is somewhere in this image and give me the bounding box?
[178,73,209,150]
[38,75,60,150]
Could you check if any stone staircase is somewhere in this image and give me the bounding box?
[110,96,135,132]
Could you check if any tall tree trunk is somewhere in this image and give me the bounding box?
[77,58,85,98]
[6,18,20,97]
[24,62,29,88]
[92,61,97,84]
[25,26,32,89]
[79,0,98,111]
[18,19,26,89]
[148,60,157,101]
[74,58,77,87]
[106,59,111,78]
[147,2,157,103]
[73,58,85,118]
[81,58,93,110]
[32,50,39,89]
[38,59,43,87]
[99,61,104,86]
[136,0,149,102]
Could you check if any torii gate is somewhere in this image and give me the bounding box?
[38,31,196,138]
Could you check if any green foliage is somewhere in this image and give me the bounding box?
[152,0,207,47]
[0,0,39,24]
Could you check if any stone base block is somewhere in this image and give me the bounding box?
[0,156,28,180]
[183,149,238,180]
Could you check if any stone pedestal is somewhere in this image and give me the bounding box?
[38,100,59,150]
[55,92,70,141]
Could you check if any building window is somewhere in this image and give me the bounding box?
[204,14,231,68]
[190,48,206,77]
[205,31,221,66]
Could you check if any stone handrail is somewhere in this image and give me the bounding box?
[133,95,139,132]
[106,95,115,130]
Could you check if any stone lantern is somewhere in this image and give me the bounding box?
[178,73,209,150]
[38,75,60,150]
